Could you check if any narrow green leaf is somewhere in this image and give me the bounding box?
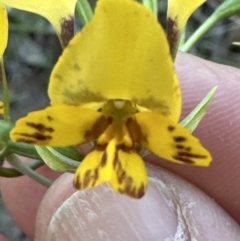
[181,86,217,132]
[0,159,44,177]
[6,154,52,187]
[54,146,83,162]
[142,0,157,16]
[212,0,240,19]
[181,0,240,52]
[76,0,93,25]
[233,42,240,46]
[35,146,80,172]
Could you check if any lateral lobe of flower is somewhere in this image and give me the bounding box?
[135,111,212,166]
[10,105,105,146]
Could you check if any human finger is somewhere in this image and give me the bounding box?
[147,52,240,223]
[35,163,240,241]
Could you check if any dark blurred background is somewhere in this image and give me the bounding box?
[0,0,240,240]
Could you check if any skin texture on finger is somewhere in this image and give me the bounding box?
[0,165,61,239]
[146,52,240,224]
[35,163,240,241]
[0,234,10,241]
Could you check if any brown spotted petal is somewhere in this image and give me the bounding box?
[10,105,110,146]
[134,111,212,166]
[73,139,148,199]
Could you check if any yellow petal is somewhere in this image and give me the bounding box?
[0,101,4,116]
[133,112,212,166]
[167,0,206,31]
[74,139,148,198]
[10,105,109,146]
[114,149,147,198]
[0,0,77,46]
[0,4,8,56]
[49,0,181,122]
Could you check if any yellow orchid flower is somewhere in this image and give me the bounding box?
[0,0,77,47]
[10,0,212,198]
[0,3,8,57]
[167,0,206,57]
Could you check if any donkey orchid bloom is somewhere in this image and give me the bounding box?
[10,0,211,198]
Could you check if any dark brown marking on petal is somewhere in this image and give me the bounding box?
[100,151,107,167]
[53,73,63,81]
[92,169,99,187]
[173,136,186,142]
[26,122,54,133]
[73,174,81,189]
[113,149,146,198]
[137,183,146,198]
[116,143,133,153]
[113,152,119,169]
[168,125,175,132]
[177,152,207,159]
[83,170,91,188]
[95,143,108,151]
[175,145,192,152]
[60,15,74,47]
[73,63,81,71]
[126,118,147,144]
[133,10,139,15]
[172,155,195,164]
[17,132,52,141]
[63,88,106,105]
[133,97,170,116]
[47,115,53,121]
[175,144,184,149]
[84,116,112,141]
[13,138,36,144]
[167,17,179,58]
[118,170,127,184]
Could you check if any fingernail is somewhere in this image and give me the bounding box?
[45,178,177,241]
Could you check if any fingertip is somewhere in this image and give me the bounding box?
[35,163,240,241]
[0,234,10,241]
[35,173,76,240]
[161,52,240,224]
[0,164,61,239]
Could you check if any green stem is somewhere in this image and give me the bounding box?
[8,141,42,160]
[180,15,218,52]
[0,159,44,177]
[6,154,52,187]
[0,59,10,121]
[76,0,94,25]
